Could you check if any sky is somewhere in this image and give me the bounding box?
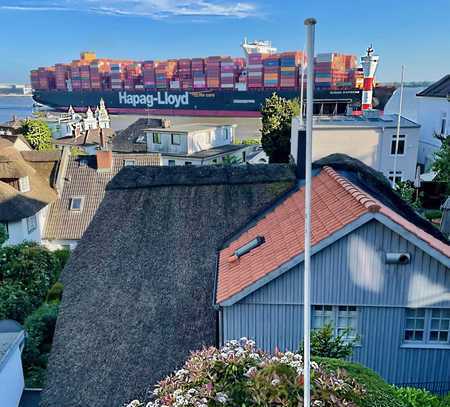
[0,0,449,84]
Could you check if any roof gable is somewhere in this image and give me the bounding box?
[417,75,450,98]
[216,167,450,305]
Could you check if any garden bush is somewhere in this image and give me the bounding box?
[46,281,64,303]
[300,324,356,359]
[127,338,366,407]
[315,357,405,407]
[0,242,64,322]
[424,209,442,221]
[22,302,60,387]
[441,394,450,406]
[394,386,441,407]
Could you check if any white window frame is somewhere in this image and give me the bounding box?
[70,196,84,212]
[124,159,137,166]
[19,176,31,193]
[403,308,450,347]
[390,134,406,156]
[312,305,359,342]
[440,112,447,136]
[388,170,404,184]
[27,215,37,234]
[171,133,181,146]
[152,132,161,144]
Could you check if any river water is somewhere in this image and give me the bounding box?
[0,96,34,123]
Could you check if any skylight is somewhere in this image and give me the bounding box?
[70,197,84,211]
[234,236,265,258]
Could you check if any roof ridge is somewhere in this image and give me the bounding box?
[322,166,381,213]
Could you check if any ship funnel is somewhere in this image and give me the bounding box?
[360,45,379,110]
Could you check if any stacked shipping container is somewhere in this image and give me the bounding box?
[125,64,142,90]
[142,61,156,90]
[280,52,303,89]
[315,53,357,89]
[192,58,206,89]
[30,50,360,92]
[263,55,280,88]
[55,64,69,90]
[247,53,264,89]
[206,56,221,89]
[155,60,176,89]
[220,57,234,89]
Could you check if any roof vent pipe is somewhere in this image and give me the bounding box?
[385,252,411,265]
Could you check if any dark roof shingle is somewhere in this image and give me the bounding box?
[44,153,161,241]
[417,75,450,98]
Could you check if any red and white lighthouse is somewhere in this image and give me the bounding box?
[360,46,379,110]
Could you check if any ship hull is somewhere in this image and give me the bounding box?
[33,88,366,117]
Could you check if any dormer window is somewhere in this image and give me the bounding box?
[70,197,84,211]
[124,159,137,166]
[19,176,30,193]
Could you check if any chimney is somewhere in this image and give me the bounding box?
[96,150,113,172]
[290,117,307,179]
[99,128,107,150]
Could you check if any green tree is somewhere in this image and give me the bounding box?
[0,243,66,322]
[395,180,422,209]
[21,119,53,151]
[432,134,450,191]
[0,223,8,246]
[300,324,356,359]
[260,93,299,163]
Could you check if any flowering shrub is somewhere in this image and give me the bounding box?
[126,338,365,407]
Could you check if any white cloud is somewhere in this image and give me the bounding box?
[0,0,258,19]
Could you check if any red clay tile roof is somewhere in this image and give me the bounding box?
[216,166,450,304]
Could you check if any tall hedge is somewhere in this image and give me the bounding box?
[22,302,60,387]
[0,243,67,323]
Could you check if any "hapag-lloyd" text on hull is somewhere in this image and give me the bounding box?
[118,91,189,108]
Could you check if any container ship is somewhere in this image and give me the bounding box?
[31,41,391,117]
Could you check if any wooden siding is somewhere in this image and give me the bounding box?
[222,220,450,386]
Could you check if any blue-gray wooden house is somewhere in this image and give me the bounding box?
[215,163,450,391]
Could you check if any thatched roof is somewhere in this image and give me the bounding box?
[0,146,59,221]
[41,164,296,407]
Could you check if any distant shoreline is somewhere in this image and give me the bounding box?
[0,94,33,97]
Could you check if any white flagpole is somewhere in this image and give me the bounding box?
[392,65,405,188]
[304,17,316,407]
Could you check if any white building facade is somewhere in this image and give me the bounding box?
[0,323,26,407]
[4,206,49,246]
[46,98,111,140]
[416,76,450,167]
[144,123,250,165]
[291,112,421,182]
